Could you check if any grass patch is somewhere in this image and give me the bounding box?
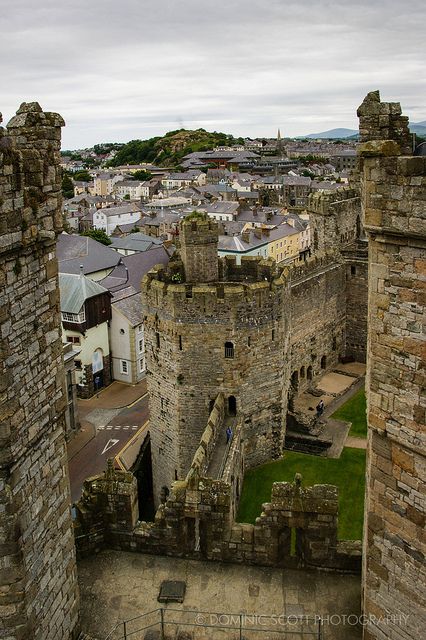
[331,387,367,437]
[237,448,366,540]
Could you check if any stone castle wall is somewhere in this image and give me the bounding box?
[74,460,361,573]
[142,253,291,505]
[307,187,369,364]
[289,252,347,391]
[359,92,425,640]
[308,187,361,252]
[0,105,79,639]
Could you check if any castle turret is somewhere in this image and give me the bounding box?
[180,214,219,282]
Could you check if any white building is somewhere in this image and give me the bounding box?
[110,295,145,384]
[93,204,142,235]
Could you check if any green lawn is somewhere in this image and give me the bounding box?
[237,448,366,540]
[331,387,367,437]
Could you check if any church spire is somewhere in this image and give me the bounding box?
[277,128,283,156]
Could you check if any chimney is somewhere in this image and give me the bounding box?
[262,228,270,237]
[241,230,250,243]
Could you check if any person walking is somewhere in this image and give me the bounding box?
[316,399,324,418]
[226,426,232,443]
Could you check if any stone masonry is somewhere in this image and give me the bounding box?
[0,105,80,639]
[75,457,361,574]
[358,91,426,640]
[142,218,291,506]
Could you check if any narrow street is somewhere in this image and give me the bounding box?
[67,380,150,503]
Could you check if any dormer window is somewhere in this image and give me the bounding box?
[62,308,86,323]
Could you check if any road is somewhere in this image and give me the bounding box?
[68,392,150,503]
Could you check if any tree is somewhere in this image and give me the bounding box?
[73,170,92,182]
[123,194,130,200]
[130,169,152,181]
[62,173,74,199]
[81,229,112,245]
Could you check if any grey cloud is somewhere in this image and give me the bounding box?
[1,0,425,148]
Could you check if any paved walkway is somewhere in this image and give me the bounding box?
[79,550,362,640]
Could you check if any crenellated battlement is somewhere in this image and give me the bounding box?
[357,90,412,154]
[142,255,290,317]
[180,214,219,243]
[307,186,359,216]
[289,249,341,283]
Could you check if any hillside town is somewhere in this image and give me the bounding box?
[58,132,357,402]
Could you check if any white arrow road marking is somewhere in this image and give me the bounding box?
[101,438,120,455]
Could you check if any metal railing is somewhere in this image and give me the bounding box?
[104,607,323,639]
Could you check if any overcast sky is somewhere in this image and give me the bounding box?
[1,0,425,149]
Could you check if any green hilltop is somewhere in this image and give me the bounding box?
[109,128,244,168]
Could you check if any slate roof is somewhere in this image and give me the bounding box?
[218,223,298,253]
[99,246,172,298]
[110,233,163,252]
[204,202,240,215]
[57,233,120,275]
[98,203,143,217]
[59,273,109,313]
[112,294,144,327]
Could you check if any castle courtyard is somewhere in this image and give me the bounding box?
[78,550,362,639]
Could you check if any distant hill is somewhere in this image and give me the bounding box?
[302,128,358,139]
[301,121,426,140]
[109,129,244,168]
[410,123,426,136]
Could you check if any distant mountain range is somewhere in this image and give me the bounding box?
[301,122,426,139]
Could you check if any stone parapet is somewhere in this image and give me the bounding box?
[74,466,361,573]
[289,250,341,284]
[307,186,359,216]
[357,90,412,154]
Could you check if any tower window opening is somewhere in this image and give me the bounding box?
[156,332,160,348]
[179,335,182,350]
[225,342,234,359]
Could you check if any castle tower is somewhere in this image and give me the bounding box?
[358,92,425,640]
[0,104,80,639]
[142,215,290,505]
[180,215,219,282]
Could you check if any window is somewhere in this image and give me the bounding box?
[178,335,182,351]
[120,360,128,374]
[62,308,85,323]
[156,332,160,348]
[225,341,234,359]
[138,338,144,353]
[351,265,356,276]
[272,329,275,341]
[138,358,145,373]
[74,359,82,370]
[67,336,80,344]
